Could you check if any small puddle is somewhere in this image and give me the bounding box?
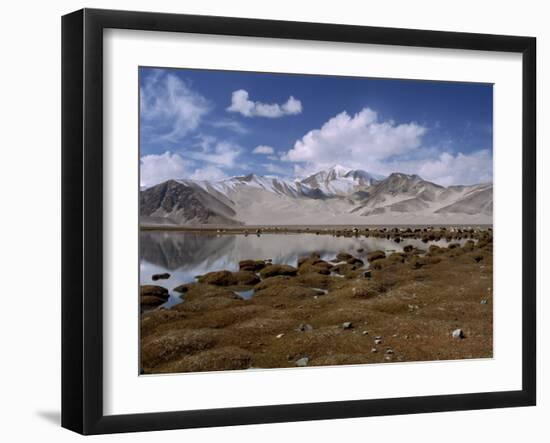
[235,289,255,299]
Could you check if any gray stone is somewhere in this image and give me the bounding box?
[342,322,353,329]
[296,357,309,367]
[452,328,465,339]
[297,323,313,332]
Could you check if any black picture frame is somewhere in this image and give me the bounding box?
[62,8,537,435]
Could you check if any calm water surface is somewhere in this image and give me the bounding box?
[140,231,465,310]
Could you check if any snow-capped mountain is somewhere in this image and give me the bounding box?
[140,166,493,226]
[178,174,320,200]
[301,164,379,196]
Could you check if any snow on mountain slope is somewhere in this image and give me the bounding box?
[141,167,493,226]
[300,165,379,196]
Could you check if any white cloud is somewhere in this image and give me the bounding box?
[194,134,217,152]
[227,89,302,118]
[382,149,493,186]
[188,141,242,168]
[252,145,275,155]
[210,118,249,134]
[284,108,425,169]
[140,70,210,141]
[283,107,492,185]
[190,165,228,181]
[140,151,188,187]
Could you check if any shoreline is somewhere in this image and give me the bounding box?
[140,224,493,234]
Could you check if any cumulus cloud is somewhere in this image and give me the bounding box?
[283,107,492,185]
[381,149,493,186]
[227,89,302,118]
[252,145,275,155]
[140,70,211,141]
[284,108,425,167]
[140,151,188,187]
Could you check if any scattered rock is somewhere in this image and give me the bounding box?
[371,348,377,353]
[480,299,488,305]
[452,328,465,339]
[363,270,372,278]
[152,272,170,281]
[297,323,313,332]
[362,330,369,335]
[276,333,285,339]
[374,339,382,345]
[342,322,353,329]
[385,348,394,355]
[296,357,309,367]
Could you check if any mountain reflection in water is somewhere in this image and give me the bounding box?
[140,230,463,310]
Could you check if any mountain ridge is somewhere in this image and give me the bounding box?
[140,166,493,226]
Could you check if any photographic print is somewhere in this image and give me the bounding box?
[139,67,493,375]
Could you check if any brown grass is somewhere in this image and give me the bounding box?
[140,229,493,373]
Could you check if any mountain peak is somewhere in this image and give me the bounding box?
[328,164,353,175]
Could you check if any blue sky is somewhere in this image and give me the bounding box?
[139,66,493,187]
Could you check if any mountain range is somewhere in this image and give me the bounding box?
[140,165,493,226]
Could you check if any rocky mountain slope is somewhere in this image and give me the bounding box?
[140,165,493,225]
